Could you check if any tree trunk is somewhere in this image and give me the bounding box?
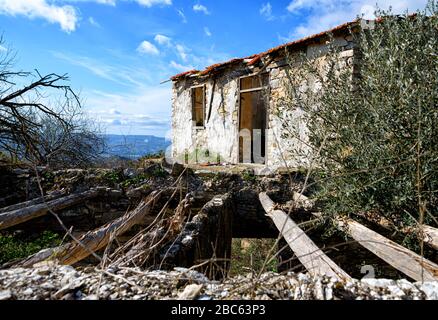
[18,191,161,267]
[0,189,99,230]
[0,190,66,214]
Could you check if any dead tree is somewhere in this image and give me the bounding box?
[16,191,161,267]
[0,189,99,230]
[0,36,103,167]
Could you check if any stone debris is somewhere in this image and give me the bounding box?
[0,265,437,300]
[178,284,203,300]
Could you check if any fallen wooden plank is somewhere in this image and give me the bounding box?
[293,192,438,251]
[292,192,438,281]
[259,192,351,281]
[18,191,161,267]
[422,226,438,251]
[335,217,438,282]
[110,193,191,268]
[0,190,66,214]
[356,212,438,251]
[0,189,99,230]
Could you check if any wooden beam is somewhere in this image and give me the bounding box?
[293,192,438,251]
[0,190,66,214]
[335,217,438,282]
[206,78,216,123]
[18,191,161,267]
[422,226,438,251]
[259,192,351,281]
[0,189,100,230]
[292,192,438,281]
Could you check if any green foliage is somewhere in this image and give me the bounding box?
[279,3,438,232]
[229,239,278,276]
[99,164,167,189]
[101,170,124,184]
[120,174,146,188]
[242,170,257,183]
[42,171,55,188]
[173,148,223,165]
[0,231,61,264]
[140,150,165,160]
[151,165,167,178]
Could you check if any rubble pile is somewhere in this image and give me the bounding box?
[0,264,437,300]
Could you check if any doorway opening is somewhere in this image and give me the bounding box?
[238,74,268,164]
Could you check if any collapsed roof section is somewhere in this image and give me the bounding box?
[170,19,363,82]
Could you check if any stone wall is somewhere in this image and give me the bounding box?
[171,69,247,164]
[267,36,356,168]
[7,189,133,235]
[171,34,356,169]
[232,187,277,238]
[157,193,234,280]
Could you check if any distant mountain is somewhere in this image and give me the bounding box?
[103,134,170,159]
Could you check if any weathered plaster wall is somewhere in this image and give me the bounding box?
[172,70,245,164]
[171,34,356,170]
[266,35,355,168]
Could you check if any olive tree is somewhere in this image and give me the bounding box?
[277,1,438,242]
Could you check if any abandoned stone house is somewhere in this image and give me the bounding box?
[170,19,373,170]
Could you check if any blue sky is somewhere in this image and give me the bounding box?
[0,0,428,137]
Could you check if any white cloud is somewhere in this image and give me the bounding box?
[109,108,121,114]
[175,44,187,61]
[88,16,100,27]
[135,0,172,7]
[86,86,172,136]
[96,0,116,4]
[193,4,210,15]
[137,40,160,55]
[286,0,311,12]
[170,60,194,72]
[260,2,274,21]
[56,0,172,7]
[204,27,211,37]
[0,0,78,32]
[154,34,171,46]
[284,0,428,40]
[0,45,7,52]
[177,9,187,23]
[109,119,122,125]
[55,0,116,4]
[91,0,116,5]
[52,51,151,87]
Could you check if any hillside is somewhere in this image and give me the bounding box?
[103,134,171,159]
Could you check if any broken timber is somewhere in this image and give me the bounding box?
[293,192,438,251]
[18,191,161,267]
[421,226,438,251]
[0,189,99,230]
[335,217,438,282]
[259,192,351,281]
[0,190,66,214]
[292,192,438,282]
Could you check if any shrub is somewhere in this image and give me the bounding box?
[0,231,61,264]
[278,2,438,233]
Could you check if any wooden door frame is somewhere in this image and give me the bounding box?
[237,72,270,164]
[190,84,207,130]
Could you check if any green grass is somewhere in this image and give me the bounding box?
[229,238,278,276]
[241,171,256,183]
[0,231,62,265]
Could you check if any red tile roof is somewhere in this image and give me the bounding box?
[170,19,360,82]
[170,69,200,81]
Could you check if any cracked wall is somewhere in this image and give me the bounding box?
[171,35,356,169]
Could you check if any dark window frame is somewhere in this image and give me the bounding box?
[191,85,206,128]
